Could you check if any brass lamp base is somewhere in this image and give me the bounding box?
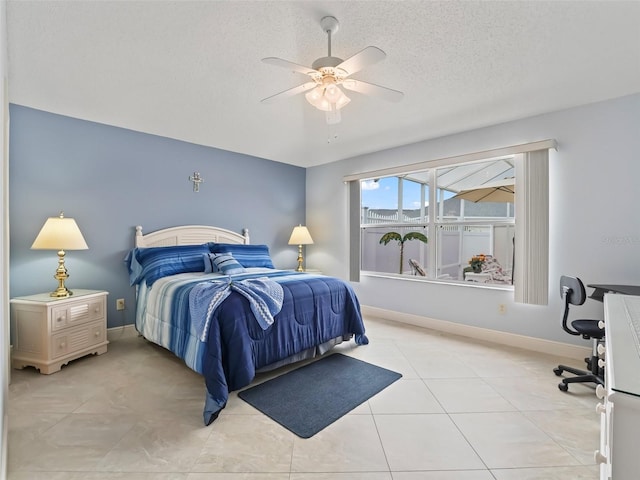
[296,244,305,272]
[50,286,72,298]
[50,249,73,297]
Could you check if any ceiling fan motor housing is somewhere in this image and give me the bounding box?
[311,56,344,71]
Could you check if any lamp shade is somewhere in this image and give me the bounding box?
[31,213,89,251]
[288,225,314,246]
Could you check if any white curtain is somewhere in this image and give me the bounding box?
[348,180,360,282]
[514,150,549,305]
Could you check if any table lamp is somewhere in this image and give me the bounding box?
[31,212,89,297]
[288,225,314,272]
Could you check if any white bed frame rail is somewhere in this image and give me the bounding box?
[135,225,250,248]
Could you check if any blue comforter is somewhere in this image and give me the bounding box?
[135,270,368,425]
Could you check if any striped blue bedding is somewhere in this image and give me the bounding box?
[135,269,368,425]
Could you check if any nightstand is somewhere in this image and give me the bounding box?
[10,289,109,374]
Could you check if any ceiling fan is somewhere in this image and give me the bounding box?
[261,16,403,124]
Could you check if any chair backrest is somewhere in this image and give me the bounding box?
[559,275,587,336]
[560,275,587,306]
[409,258,426,276]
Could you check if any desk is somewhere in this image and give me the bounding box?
[596,295,640,479]
[587,284,640,302]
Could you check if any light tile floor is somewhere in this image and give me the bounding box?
[8,317,601,479]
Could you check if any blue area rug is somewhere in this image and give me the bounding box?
[238,353,402,438]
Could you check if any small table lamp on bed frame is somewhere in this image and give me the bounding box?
[288,225,314,272]
[31,212,89,297]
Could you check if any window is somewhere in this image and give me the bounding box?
[346,140,555,305]
[361,176,429,275]
[361,158,515,283]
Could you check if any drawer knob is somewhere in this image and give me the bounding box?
[59,342,65,348]
[598,321,605,330]
[597,344,606,355]
[57,317,64,322]
[95,331,100,337]
[596,384,607,399]
[594,450,608,464]
[596,402,606,414]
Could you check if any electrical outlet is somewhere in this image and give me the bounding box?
[116,298,125,311]
[498,304,506,314]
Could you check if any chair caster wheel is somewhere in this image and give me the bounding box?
[553,367,563,376]
[558,382,568,392]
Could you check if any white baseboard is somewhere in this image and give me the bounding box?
[361,305,590,361]
[107,323,137,341]
[105,311,590,360]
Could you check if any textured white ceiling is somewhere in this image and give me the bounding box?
[7,1,640,168]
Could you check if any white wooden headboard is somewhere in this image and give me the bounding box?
[135,225,250,248]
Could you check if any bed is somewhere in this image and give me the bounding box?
[127,225,368,425]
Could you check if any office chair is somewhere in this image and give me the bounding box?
[553,275,605,391]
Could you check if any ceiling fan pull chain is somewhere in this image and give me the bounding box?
[326,123,338,144]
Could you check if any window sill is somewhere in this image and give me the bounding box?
[360,271,514,291]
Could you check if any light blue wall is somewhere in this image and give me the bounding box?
[306,94,640,345]
[9,105,306,328]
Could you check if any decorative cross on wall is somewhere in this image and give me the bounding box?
[189,172,204,192]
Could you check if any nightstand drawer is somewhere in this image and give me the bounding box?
[51,319,106,359]
[51,297,104,331]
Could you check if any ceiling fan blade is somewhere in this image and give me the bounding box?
[261,82,317,104]
[335,46,386,76]
[342,79,404,102]
[262,57,318,77]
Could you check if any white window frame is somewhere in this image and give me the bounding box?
[345,140,556,305]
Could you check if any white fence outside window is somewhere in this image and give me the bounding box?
[361,215,514,282]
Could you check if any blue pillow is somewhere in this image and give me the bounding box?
[125,244,210,286]
[203,253,215,274]
[209,243,275,269]
[206,252,245,275]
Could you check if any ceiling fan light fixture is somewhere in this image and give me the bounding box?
[305,86,326,109]
[333,88,351,109]
[305,84,350,112]
[324,84,342,103]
